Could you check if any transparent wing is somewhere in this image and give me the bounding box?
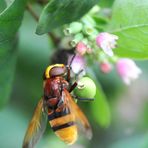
[23,98,47,148]
[63,89,92,140]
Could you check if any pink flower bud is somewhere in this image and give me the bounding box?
[100,62,112,73]
[96,32,118,56]
[76,42,87,55]
[116,58,142,85]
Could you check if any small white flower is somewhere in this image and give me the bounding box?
[96,32,118,56]
[116,58,142,85]
[68,54,86,76]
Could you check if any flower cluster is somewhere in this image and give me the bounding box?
[63,6,142,85]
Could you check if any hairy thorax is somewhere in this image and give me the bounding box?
[43,77,69,109]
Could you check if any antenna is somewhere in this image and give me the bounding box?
[66,53,76,82]
[69,53,76,67]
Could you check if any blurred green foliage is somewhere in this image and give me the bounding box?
[0,1,6,13]
[1,0,148,148]
[99,0,114,7]
[0,0,26,108]
[36,0,99,34]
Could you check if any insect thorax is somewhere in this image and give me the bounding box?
[44,77,69,109]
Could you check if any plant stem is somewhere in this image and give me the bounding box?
[26,4,39,21]
[26,3,60,46]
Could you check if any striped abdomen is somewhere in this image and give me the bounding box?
[48,107,78,145]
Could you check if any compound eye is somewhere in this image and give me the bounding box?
[50,66,66,77]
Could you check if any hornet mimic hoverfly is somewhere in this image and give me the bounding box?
[23,61,94,148]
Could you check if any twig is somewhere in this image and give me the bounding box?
[26,3,60,46]
[26,4,39,21]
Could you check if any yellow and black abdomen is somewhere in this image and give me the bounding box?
[48,108,78,145]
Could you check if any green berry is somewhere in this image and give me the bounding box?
[64,22,83,35]
[74,77,96,99]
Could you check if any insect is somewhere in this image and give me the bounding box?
[23,61,94,148]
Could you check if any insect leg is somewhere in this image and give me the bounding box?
[73,95,94,101]
[66,53,76,82]
[66,66,71,82]
[69,82,78,93]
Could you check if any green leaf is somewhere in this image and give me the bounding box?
[108,0,148,59]
[0,1,6,13]
[91,82,111,127]
[87,70,111,128]
[99,0,114,7]
[36,0,99,34]
[0,0,26,108]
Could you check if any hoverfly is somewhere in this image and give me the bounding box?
[23,60,93,148]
